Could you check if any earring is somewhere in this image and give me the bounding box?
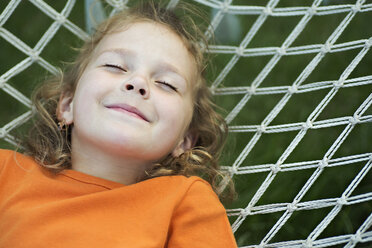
[58,120,67,131]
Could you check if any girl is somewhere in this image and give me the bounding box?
[0,1,238,247]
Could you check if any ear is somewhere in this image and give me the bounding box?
[56,92,74,125]
[172,131,199,157]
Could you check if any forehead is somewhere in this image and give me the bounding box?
[93,21,197,85]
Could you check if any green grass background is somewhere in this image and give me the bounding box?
[0,0,371,246]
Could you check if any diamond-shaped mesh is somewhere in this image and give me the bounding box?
[0,0,371,247]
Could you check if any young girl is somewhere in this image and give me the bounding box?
[0,1,237,247]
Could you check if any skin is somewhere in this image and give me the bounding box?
[57,22,198,185]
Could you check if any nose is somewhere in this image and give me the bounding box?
[121,76,150,98]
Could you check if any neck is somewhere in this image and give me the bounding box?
[70,137,152,186]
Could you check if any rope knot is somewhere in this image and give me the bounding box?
[352,3,361,13]
[241,207,251,216]
[365,37,372,48]
[321,42,331,54]
[287,202,297,213]
[29,50,40,62]
[236,46,244,57]
[0,78,5,88]
[0,128,5,139]
[257,124,266,134]
[114,2,125,11]
[221,2,229,13]
[333,79,344,89]
[249,85,256,94]
[264,7,272,15]
[337,195,347,206]
[302,238,313,248]
[303,119,313,130]
[288,85,298,94]
[308,6,317,16]
[351,231,362,243]
[31,105,38,114]
[229,166,238,175]
[270,164,281,174]
[277,47,286,55]
[318,158,328,169]
[56,14,66,24]
[349,115,359,125]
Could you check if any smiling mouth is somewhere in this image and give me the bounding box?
[106,105,149,122]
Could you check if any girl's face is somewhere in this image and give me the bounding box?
[59,21,197,162]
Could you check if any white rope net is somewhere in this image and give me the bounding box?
[0,0,371,247]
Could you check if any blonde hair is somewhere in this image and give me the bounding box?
[22,0,237,204]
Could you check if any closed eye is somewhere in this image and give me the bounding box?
[104,64,126,72]
[156,81,178,92]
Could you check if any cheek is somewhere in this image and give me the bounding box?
[158,97,193,131]
[75,73,112,105]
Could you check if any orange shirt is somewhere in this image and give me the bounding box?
[0,149,237,247]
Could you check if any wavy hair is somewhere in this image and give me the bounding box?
[22,0,237,204]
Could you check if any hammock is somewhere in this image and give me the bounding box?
[0,0,371,247]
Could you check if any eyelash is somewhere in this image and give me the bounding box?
[104,64,178,92]
[156,81,178,92]
[104,64,126,72]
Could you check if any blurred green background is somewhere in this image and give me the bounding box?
[0,0,371,247]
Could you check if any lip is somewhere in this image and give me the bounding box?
[105,103,149,122]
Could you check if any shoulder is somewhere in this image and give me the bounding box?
[0,148,37,174]
[183,176,220,202]
[160,175,217,196]
[166,176,238,247]
[0,149,17,170]
[147,175,223,208]
[0,148,17,159]
[167,175,225,210]
[163,175,214,191]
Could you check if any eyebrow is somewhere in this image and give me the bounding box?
[99,48,188,83]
